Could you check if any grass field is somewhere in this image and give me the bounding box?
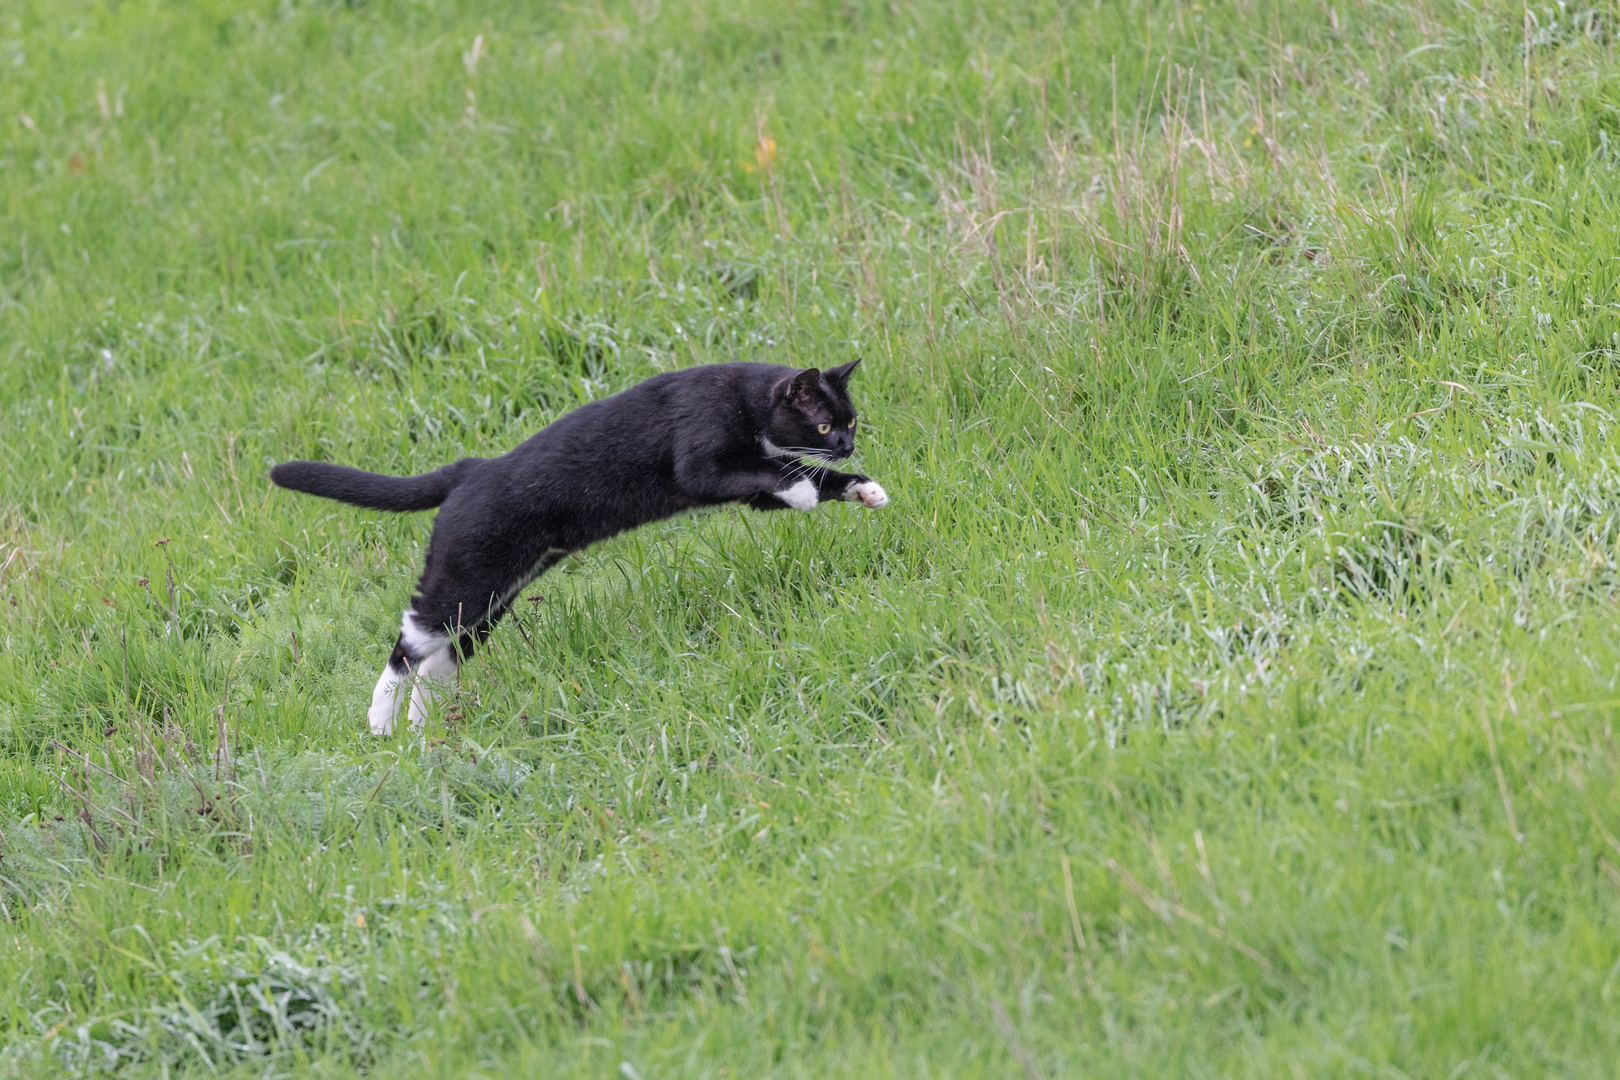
[5,0,1620,1074]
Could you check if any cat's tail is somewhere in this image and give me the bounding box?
[269,458,481,512]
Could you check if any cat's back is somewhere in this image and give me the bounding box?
[448,362,792,547]
[517,362,783,462]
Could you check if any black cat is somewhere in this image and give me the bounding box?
[270,359,888,734]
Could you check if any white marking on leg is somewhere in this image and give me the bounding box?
[776,478,819,511]
[418,645,458,680]
[407,646,458,731]
[368,664,410,736]
[845,480,888,509]
[400,609,449,656]
[370,610,456,736]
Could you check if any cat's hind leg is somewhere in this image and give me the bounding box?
[440,548,569,667]
[368,611,456,736]
[369,547,569,735]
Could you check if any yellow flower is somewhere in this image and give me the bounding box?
[755,136,778,174]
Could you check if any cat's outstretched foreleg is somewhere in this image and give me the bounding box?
[679,454,824,511]
[807,466,888,509]
[840,477,888,508]
[740,465,888,512]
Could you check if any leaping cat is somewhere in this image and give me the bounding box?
[270,360,888,735]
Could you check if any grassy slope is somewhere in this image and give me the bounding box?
[4,0,1620,1074]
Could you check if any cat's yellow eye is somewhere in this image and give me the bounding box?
[847,419,856,428]
[817,423,832,434]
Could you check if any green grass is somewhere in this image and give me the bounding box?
[4,0,1620,1074]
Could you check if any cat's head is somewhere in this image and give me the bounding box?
[766,360,862,462]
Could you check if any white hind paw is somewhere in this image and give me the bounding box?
[369,705,399,737]
[847,480,888,509]
[369,668,409,736]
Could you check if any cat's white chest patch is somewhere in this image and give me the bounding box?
[776,478,819,511]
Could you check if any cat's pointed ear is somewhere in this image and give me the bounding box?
[824,358,861,390]
[787,367,822,402]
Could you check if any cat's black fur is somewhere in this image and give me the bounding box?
[269,359,887,734]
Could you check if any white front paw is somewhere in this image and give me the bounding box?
[775,478,819,511]
[848,480,888,509]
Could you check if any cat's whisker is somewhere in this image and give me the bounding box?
[777,448,835,470]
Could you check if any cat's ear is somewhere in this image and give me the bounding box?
[772,367,825,408]
[824,358,861,390]
[787,367,822,403]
